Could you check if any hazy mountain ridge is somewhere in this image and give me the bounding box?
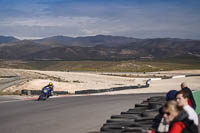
[0,35,200,60]
[33,35,139,47]
[0,36,19,44]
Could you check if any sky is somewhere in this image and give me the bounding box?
[0,0,200,39]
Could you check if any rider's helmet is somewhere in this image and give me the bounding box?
[49,82,53,88]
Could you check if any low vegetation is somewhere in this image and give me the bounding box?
[0,57,200,72]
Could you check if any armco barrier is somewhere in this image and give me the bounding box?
[151,78,162,81]
[192,90,200,115]
[172,75,185,79]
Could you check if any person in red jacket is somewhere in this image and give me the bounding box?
[163,100,198,133]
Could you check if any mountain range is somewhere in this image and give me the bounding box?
[0,35,200,60]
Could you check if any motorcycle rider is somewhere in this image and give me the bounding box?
[42,82,54,97]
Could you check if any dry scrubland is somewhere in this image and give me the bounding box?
[0,57,200,72]
[0,68,200,95]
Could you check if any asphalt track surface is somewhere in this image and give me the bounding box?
[0,93,164,133]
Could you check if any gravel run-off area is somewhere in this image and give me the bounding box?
[1,68,200,95]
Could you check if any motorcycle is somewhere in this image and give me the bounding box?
[38,87,53,101]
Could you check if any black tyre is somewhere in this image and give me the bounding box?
[100,128,124,133]
[101,124,125,131]
[123,127,148,133]
[147,96,165,102]
[128,108,146,112]
[148,102,163,109]
[121,111,143,115]
[134,106,149,110]
[111,114,139,119]
[135,103,149,108]
[134,117,155,122]
[103,122,135,127]
[38,94,47,101]
[126,121,153,128]
[106,119,135,123]
[38,95,43,101]
[142,110,158,118]
[87,131,110,133]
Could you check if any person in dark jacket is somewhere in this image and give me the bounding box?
[163,100,198,133]
[181,82,196,110]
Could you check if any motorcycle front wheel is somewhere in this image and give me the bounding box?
[38,94,47,101]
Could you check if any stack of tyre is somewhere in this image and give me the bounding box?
[89,96,166,133]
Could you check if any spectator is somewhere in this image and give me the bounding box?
[181,82,196,110]
[155,90,178,133]
[163,100,198,133]
[176,90,198,126]
[166,90,178,101]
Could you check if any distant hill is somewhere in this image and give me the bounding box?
[0,40,53,59]
[0,36,19,44]
[0,35,200,60]
[34,35,139,47]
[121,38,200,57]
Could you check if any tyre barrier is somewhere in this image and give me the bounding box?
[75,85,149,95]
[0,76,18,78]
[88,96,166,133]
[21,89,68,95]
[142,110,159,118]
[75,89,100,94]
[21,90,32,95]
[111,114,140,119]
[186,74,200,77]
[55,91,69,95]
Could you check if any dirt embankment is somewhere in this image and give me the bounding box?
[1,68,200,95]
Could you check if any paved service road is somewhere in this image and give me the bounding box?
[0,93,164,133]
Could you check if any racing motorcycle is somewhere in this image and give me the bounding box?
[38,87,53,101]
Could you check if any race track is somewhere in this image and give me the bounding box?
[0,93,164,133]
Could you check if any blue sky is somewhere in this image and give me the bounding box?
[0,0,200,39]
